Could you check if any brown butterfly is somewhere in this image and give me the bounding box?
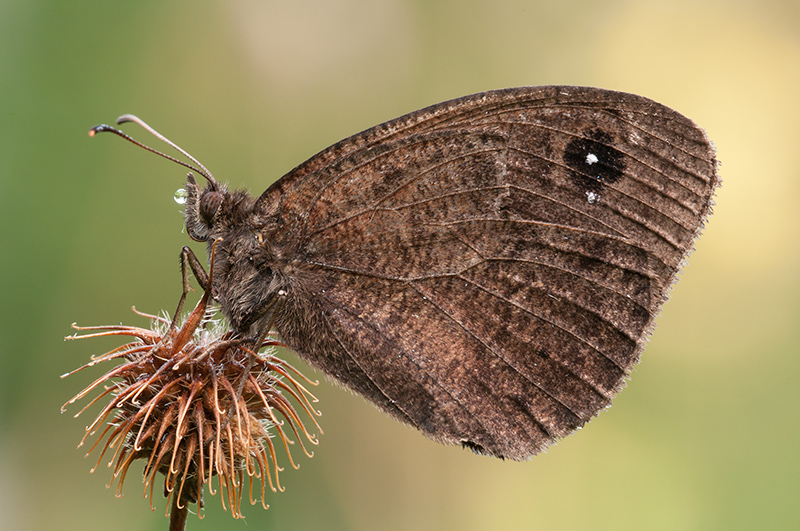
[91,86,718,460]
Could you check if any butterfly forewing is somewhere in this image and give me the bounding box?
[256,86,717,460]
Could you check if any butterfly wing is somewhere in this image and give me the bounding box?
[256,86,718,459]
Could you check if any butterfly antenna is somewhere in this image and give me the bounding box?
[88,114,218,189]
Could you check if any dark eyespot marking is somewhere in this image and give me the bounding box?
[563,129,625,194]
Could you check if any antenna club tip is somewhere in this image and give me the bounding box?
[116,114,139,125]
[88,125,110,137]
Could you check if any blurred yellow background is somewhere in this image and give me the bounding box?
[1,1,797,530]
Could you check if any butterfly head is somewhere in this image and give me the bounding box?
[184,173,229,242]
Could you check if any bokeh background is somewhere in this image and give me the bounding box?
[1,1,797,530]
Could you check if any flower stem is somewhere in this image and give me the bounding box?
[169,495,188,531]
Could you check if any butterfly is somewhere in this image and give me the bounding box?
[91,86,718,460]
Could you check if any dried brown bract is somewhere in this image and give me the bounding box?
[62,289,322,522]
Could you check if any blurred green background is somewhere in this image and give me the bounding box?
[1,0,797,530]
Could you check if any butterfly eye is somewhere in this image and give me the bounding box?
[199,191,223,224]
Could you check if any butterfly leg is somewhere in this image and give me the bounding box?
[167,246,211,331]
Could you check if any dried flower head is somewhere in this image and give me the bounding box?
[62,285,322,524]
